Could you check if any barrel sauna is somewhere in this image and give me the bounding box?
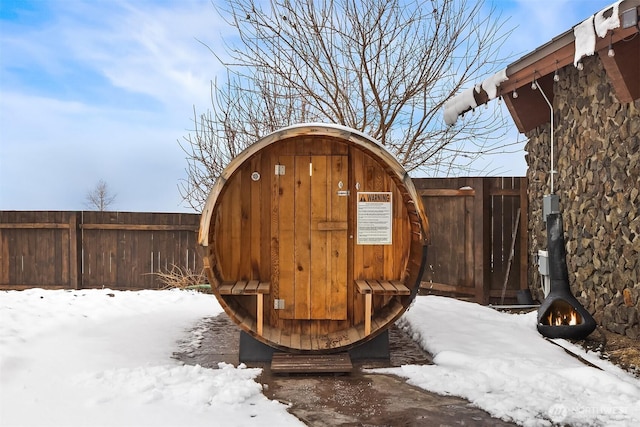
[198,123,429,354]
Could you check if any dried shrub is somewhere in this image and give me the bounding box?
[154,264,210,293]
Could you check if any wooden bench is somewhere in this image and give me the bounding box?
[219,281,270,336]
[355,280,410,335]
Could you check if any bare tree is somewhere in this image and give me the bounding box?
[85,179,116,211]
[180,0,513,210]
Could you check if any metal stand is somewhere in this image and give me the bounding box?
[239,331,277,363]
[349,330,390,361]
[238,329,390,364]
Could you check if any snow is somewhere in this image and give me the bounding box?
[574,15,596,67]
[443,68,507,126]
[2,290,639,427]
[446,0,624,124]
[0,289,302,427]
[443,86,478,126]
[376,296,640,426]
[595,1,623,38]
[574,1,623,66]
[481,68,509,100]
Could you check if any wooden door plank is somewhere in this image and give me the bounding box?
[278,156,296,319]
[330,155,348,320]
[310,155,328,319]
[269,153,280,326]
[230,170,244,280]
[351,150,366,325]
[249,155,262,280]
[294,156,311,319]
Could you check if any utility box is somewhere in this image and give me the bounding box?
[538,250,549,275]
[543,194,559,222]
[538,250,550,297]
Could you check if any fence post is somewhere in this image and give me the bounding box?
[519,177,529,291]
[473,178,491,304]
[68,213,79,290]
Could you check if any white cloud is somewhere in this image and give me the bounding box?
[1,0,233,212]
[0,0,617,211]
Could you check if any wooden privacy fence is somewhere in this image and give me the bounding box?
[0,211,202,290]
[414,177,528,304]
[1,177,528,302]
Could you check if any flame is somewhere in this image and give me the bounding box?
[569,310,578,325]
[545,306,581,326]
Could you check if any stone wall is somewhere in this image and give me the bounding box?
[525,55,640,339]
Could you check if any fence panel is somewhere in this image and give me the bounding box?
[0,211,202,290]
[1,179,527,302]
[414,177,528,304]
[0,211,76,289]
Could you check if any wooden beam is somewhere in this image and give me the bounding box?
[420,281,476,296]
[79,224,197,231]
[599,49,631,102]
[598,35,640,103]
[316,221,348,231]
[418,188,475,197]
[503,73,556,133]
[489,188,522,196]
[502,43,576,95]
[0,223,70,229]
[501,19,639,95]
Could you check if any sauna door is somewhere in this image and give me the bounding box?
[276,155,348,320]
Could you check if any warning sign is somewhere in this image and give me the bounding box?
[357,192,392,245]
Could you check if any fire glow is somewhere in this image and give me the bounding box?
[546,308,581,326]
[541,300,583,326]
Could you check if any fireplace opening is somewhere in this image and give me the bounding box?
[540,299,582,326]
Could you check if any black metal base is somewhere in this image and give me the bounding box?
[239,331,278,363]
[238,330,390,364]
[349,330,390,361]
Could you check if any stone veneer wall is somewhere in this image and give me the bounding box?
[525,55,640,339]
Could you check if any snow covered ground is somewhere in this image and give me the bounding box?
[0,289,302,427]
[379,297,640,426]
[1,289,639,427]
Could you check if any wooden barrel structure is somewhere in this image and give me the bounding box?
[198,123,429,354]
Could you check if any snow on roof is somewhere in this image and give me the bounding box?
[573,15,596,66]
[480,68,508,99]
[574,0,623,66]
[443,68,507,126]
[595,0,623,37]
[444,1,625,126]
[443,87,477,126]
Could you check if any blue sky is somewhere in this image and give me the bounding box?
[0,0,615,213]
